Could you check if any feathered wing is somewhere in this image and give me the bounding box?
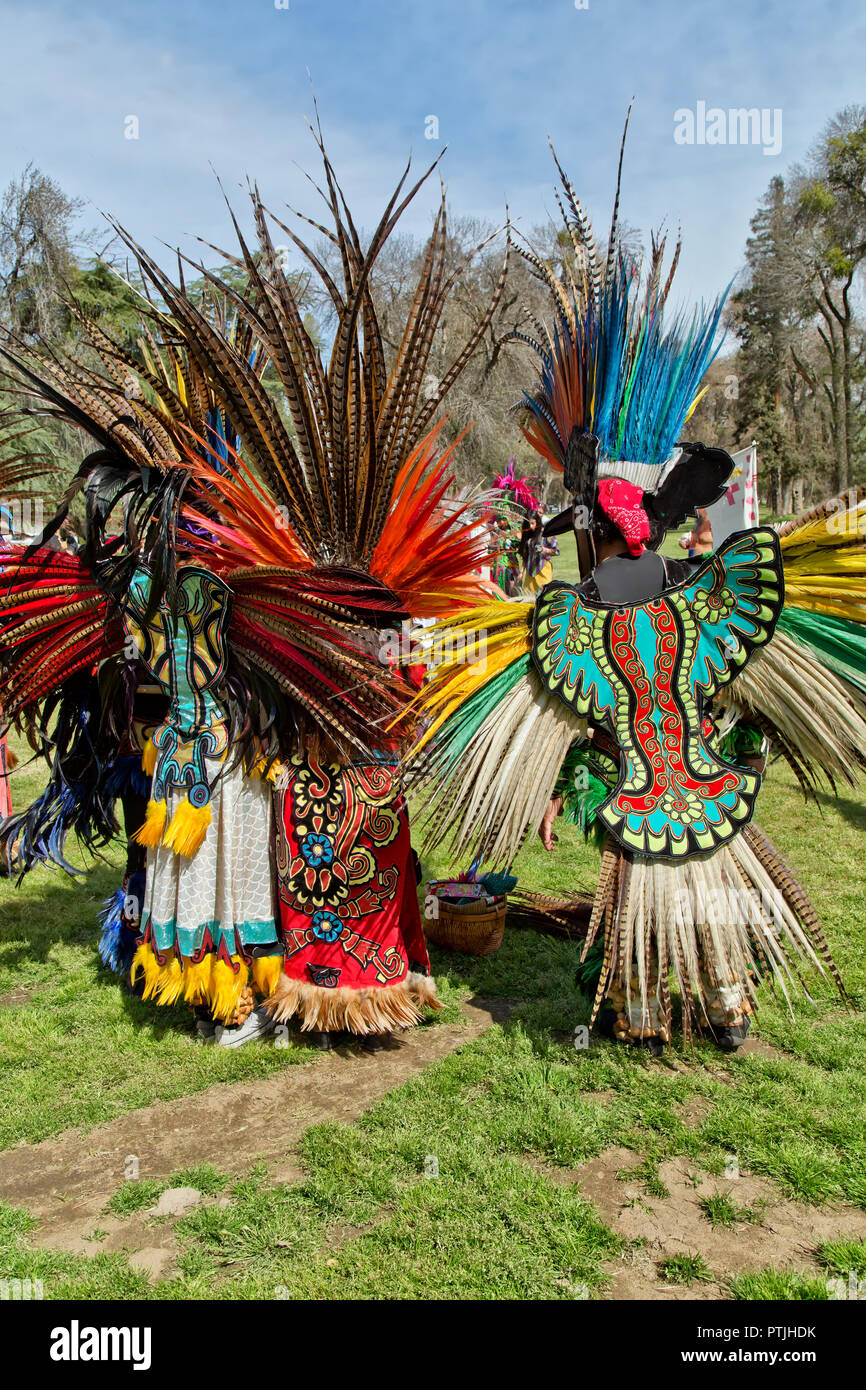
[0,549,120,721]
[411,531,786,867]
[529,532,782,858]
[724,491,866,793]
[776,488,866,692]
[678,528,785,698]
[0,547,129,872]
[405,601,588,864]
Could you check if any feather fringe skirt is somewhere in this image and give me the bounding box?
[265,971,440,1035]
[585,823,847,1043]
[417,675,583,865]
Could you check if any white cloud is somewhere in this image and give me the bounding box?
[1,0,864,312]
[0,3,446,272]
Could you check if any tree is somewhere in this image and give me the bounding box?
[796,106,866,488]
[0,164,84,342]
[730,108,866,502]
[64,260,145,351]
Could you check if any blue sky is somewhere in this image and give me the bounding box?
[1,0,864,305]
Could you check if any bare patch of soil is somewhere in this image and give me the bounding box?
[571,1149,866,1299]
[0,984,45,1010]
[735,1034,788,1062]
[676,1096,711,1128]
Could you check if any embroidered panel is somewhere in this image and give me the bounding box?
[532,529,784,858]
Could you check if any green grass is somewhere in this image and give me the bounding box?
[729,1268,832,1300]
[105,1164,230,1216]
[700,1193,766,1229]
[659,1253,714,1285]
[0,857,332,1148]
[815,1237,866,1279]
[1,723,865,1299]
[105,1180,167,1217]
[0,1200,151,1300]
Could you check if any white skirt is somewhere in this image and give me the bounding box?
[141,763,277,959]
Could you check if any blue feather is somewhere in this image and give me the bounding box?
[525,251,729,473]
[97,873,143,974]
[101,755,151,801]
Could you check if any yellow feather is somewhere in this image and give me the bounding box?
[683,386,708,423]
[141,738,157,776]
[210,956,249,1021]
[163,799,212,857]
[153,951,184,1006]
[135,797,167,848]
[131,941,164,1000]
[180,955,214,1006]
[251,953,283,999]
[412,635,532,753]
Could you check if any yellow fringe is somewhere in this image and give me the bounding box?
[210,956,250,1021]
[141,738,158,776]
[134,797,167,848]
[131,940,162,999]
[251,954,283,999]
[153,951,184,1006]
[131,943,183,1007]
[180,955,214,1006]
[162,799,212,857]
[411,631,532,754]
[131,941,253,1022]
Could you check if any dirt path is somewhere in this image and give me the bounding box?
[572,1148,866,1299]
[4,1001,857,1296]
[0,997,508,1259]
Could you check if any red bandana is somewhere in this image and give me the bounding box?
[596,478,650,556]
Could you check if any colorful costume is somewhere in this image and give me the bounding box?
[122,563,282,1014]
[490,462,538,595]
[0,133,506,1036]
[520,525,557,594]
[272,755,436,1032]
[409,134,865,1046]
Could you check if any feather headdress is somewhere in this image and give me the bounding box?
[516,113,726,496]
[1,127,510,769]
[492,459,541,514]
[97,117,510,617]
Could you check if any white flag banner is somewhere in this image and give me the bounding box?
[705,442,759,546]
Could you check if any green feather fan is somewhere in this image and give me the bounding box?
[778,607,866,696]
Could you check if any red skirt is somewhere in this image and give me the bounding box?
[268,755,438,1034]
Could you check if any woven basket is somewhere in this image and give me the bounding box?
[425,894,507,956]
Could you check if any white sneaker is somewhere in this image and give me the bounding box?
[214,1006,277,1048]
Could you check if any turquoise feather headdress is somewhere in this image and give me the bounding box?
[517,117,728,493]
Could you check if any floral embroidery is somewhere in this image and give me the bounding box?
[689,585,735,625]
[311,909,343,942]
[300,832,334,868]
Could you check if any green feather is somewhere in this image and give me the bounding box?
[778,608,866,695]
[433,655,532,767]
[575,941,605,997]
